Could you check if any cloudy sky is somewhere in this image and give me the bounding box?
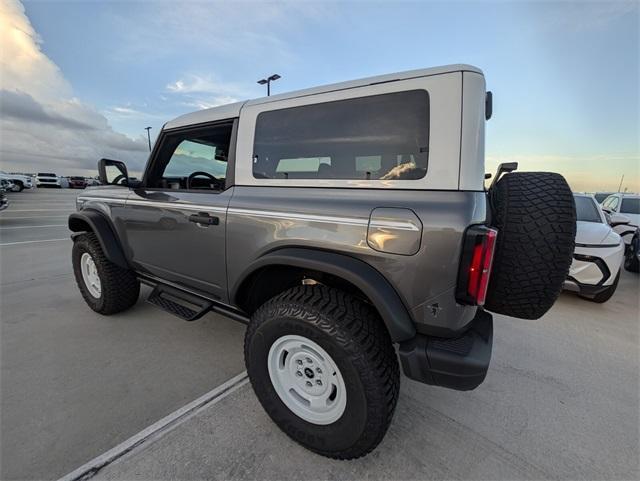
[0,0,638,191]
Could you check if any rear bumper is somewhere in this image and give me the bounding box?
[399,309,492,391]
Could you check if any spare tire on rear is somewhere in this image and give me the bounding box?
[484,172,576,319]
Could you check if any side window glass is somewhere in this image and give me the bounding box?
[149,123,233,190]
[252,90,429,181]
[610,197,620,211]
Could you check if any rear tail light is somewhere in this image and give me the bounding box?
[456,226,498,306]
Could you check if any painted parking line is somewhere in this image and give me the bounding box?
[0,238,69,246]
[58,371,249,481]
[0,224,66,230]
[6,209,72,212]
[0,215,69,220]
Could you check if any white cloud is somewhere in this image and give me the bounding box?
[0,0,148,175]
[165,74,245,112]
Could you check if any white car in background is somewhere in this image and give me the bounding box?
[0,171,33,191]
[601,193,639,246]
[565,194,624,303]
[35,172,62,188]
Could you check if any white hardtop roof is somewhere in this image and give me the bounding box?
[164,64,482,130]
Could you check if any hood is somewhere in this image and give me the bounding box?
[619,212,640,228]
[575,221,619,245]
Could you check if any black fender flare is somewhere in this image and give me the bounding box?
[68,210,128,269]
[231,248,416,342]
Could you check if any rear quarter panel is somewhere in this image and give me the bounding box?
[227,187,487,335]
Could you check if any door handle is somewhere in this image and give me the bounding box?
[189,213,219,226]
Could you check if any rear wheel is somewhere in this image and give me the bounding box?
[72,233,140,314]
[485,172,576,319]
[244,285,399,459]
[12,182,23,192]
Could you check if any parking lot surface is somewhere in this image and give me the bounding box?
[1,188,639,481]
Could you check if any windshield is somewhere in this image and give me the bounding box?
[574,196,602,223]
[594,193,612,203]
[38,173,56,177]
[621,198,640,215]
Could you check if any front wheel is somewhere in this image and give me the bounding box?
[244,285,399,459]
[12,183,23,192]
[72,233,140,314]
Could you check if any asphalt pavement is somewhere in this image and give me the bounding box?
[1,188,245,481]
[1,187,638,481]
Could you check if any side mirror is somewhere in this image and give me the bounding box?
[98,158,129,186]
[609,212,630,227]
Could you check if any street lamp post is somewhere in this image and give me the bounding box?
[145,127,152,152]
[257,74,281,96]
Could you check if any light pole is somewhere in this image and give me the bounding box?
[257,74,281,96]
[145,127,152,152]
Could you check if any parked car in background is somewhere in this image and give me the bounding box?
[0,171,33,191]
[0,179,13,210]
[624,228,639,273]
[565,194,624,302]
[0,180,10,211]
[69,176,87,189]
[36,172,61,188]
[593,192,614,203]
[1,178,15,192]
[601,193,640,246]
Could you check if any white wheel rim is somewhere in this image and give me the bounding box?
[268,335,347,425]
[80,252,101,298]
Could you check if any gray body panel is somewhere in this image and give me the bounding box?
[225,187,486,335]
[121,188,232,302]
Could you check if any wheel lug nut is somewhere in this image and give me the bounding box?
[306,381,312,387]
[316,380,322,386]
[296,360,303,365]
[296,371,303,377]
[316,368,322,374]
[306,357,312,363]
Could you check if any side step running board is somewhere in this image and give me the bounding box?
[147,284,213,321]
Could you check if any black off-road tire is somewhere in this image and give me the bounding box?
[485,172,576,319]
[244,285,400,459]
[624,234,639,273]
[13,182,24,192]
[72,233,140,314]
[580,271,620,303]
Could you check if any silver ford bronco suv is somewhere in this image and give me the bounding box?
[69,64,576,459]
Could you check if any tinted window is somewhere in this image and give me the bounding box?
[621,198,640,215]
[609,196,620,210]
[594,193,611,203]
[148,123,233,190]
[38,173,56,177]
[253,90,429,180]
[574,196,602,223]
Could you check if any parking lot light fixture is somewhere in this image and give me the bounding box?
[257,74,281,96]
[145,127,152,152]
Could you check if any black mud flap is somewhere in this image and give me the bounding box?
[398,310,493,391]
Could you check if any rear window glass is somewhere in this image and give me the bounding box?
[574,196,602,223]
[253,90,429,181]
[621,198,640,215]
